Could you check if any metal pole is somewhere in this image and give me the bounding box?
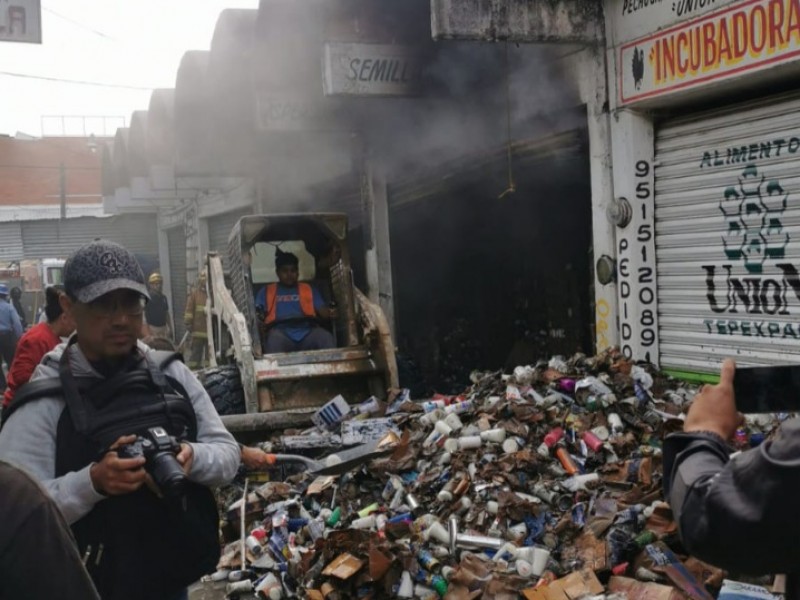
[59,162,66,220]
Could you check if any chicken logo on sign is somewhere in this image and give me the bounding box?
[631,47,645,91]
[720,164,789,274]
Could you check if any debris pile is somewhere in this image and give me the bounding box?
[205,349,781,600]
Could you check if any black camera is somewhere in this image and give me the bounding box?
[117,426,187,497]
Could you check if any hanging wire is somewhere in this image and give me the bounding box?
[498,39,516,200]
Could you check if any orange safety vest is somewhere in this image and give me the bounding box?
[264,282,316,325]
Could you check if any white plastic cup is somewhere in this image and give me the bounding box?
[458,436,483,450]
[561,472,600,492]
[536,442,550,457]
[351,515,377,529]
[227,580,254,594]
[437,451,452,465]
[255,572,282,598]
[245,534,263,556]
[425,521,450,545]
[531,546,551,577]
[398,571,414,598]
[456,496,472,515]
[480,428,507,443]
[444,413,464,432]
[608,412,624,433]
[443,438,460,453]
[435,420,454,436]
[502,438,520,454]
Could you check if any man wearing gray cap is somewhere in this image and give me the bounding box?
[0,283,23,393]
[0,240,240,600]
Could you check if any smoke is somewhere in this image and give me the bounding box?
[192,1,582,199]
[348,41,582,178]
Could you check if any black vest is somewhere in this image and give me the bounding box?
[12,345,220,600]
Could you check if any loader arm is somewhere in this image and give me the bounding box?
[354,288,399,390]
[205,253,259,413]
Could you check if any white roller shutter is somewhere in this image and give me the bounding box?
[655,91,800,373]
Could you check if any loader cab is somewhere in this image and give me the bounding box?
[203,212,398,423]
[227,214,358,356]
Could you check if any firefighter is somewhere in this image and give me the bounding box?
[143,272,173,342]
[183,271,208,369]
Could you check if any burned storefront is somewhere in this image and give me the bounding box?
[389,128,593,392]
[361,40,594,392]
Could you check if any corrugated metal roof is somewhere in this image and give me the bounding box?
[0,203,105,222]
[0,222,23,261]
[21,214,158,259]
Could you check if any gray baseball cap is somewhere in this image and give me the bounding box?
[64,240,150,304]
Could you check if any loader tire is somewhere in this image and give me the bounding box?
[201,365,245,416]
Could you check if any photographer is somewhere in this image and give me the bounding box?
[664,358,800,597]
[0,240,240,600]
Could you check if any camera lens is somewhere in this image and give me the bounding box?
[149,452,187,497]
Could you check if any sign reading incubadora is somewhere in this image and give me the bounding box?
[0,0,41,44]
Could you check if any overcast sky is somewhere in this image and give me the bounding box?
[0,0,259,137]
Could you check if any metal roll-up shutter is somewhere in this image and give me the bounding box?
[207,207,252,255]
[21,215,158,259]
[167,227,188,341]
[0,222,23,261]
[655,91,800,372]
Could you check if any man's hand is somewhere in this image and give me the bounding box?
[684,358,744,440]
[90,435,147,496]
[240,445,274,470]
[318,306,338,321]
[176,442,194,475]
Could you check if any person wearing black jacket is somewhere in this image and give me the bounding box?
[0,460,100,600]
[663,358,800,598]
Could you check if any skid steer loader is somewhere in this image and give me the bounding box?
[199,213,398,438]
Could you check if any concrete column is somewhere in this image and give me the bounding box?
[609,109,660,365]
[569,46,620,353]
[364,160,396,338]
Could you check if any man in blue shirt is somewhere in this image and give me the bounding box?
[0,284,22,393]
[255,251,336,353]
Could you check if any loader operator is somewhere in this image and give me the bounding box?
[255,250,336,353]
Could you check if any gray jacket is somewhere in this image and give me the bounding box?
[664,424,800,599]
[0,340,240,524]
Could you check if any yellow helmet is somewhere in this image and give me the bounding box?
[148,272,163,284]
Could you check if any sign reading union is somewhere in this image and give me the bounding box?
[620,0,800,104]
